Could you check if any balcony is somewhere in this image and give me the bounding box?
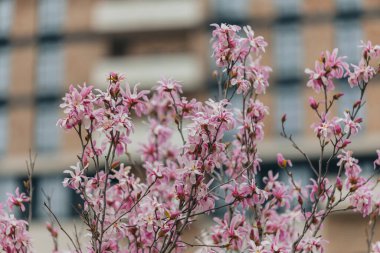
[92,0,204,33]
[91,53,205,92]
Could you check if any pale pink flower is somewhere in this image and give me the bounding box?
[156,78,183,96]
[63,162,86,190]
[305,62,330,93]
[350,185,373,217]
[121,83,149,116]
[308,96,319,110]
[348,59,377,87]
[277,153,292,168]
[374,150,380,169]
[359,40,380,59]
[243,25,268,55]
[7,188,30,212]
[372,241,380,253]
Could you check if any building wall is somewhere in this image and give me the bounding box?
[1,1,380,252]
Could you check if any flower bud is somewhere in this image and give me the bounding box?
[340,139,351,149]
[281,114,287,124]
[298,195,303,206]
[277,153,292,168]
[353,100,361,108]
[334,124,342,135]
[333,93,344,100]
[336,177,343,191]
[308,97,319,110]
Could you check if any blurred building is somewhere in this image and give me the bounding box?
[0,0,380,252]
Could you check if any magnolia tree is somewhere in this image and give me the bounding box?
[2,23,380,253]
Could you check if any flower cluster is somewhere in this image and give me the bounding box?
[305,48,349,93]
[54,23,380,253]
[211,24,271,95]
[0,189,32,252]
[2,23,380,253]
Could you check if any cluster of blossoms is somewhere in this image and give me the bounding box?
[211,24,271,95]
[2,24,380,253]
[0,189,32,252]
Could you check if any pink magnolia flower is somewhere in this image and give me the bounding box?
[349,185,373,217]
[210,23,241,67]
[156,78,183,96]
[308,96,319,110]
[312,116,338,139]
[305,49,349,93]
[57,83,95,130]
[305,62,331,93]
[7,188,30,212]
[121,83,149,116]
[308,178,331,203]
[359,40,380,59]
[247,62,272,95]
[322,48,349,79]
[243,25,268,55]
[296,237,326,253]
[277,153,292,168]
[63,162,86,190]
[348,59,377,87]
[374,150,380,169]
[270,181,292,208]
[339,111,361,135]
[263,170,279,190]
[372,241,380,253]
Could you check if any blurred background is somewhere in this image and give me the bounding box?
[0,0,380,252]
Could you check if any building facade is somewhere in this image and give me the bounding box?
[0,0,380,252]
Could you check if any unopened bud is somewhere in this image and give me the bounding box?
[333,93,344,100]
[336,177,343,191]
[334,124,342,135]
[350,185,358,192]
[340,139,351,149]
[212,70,218,80]
[353,100,361,108]
[281,114,287,124]
[308,97,319,110]
[111,161,120,169]
[298,195,303,206]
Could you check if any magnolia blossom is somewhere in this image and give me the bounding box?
[372,241,380,253]
[348,59,377,87]
[360,40,380,59]
[277,153,292,168]
[7,188,30,212]
[374,150,380,168]
[305,49,349,93]
[1,23,376,253]
[63,162,86,190]
[350,186,373,217]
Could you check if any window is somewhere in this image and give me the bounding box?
[212,0,249,21]
[0,177,16,203]
[335,19,362,63]
[274,24,302,80]
[0,106,8,155]
[38,0,66,34]
[274,0,300,17]
[276,85,304,134]
[338,83,361,112]
[36,41,63,96]
[0,45,10,97]
[336,0,361,13]
[0,0,14,37]
[35,102,60,152]
[35,175,71,218]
